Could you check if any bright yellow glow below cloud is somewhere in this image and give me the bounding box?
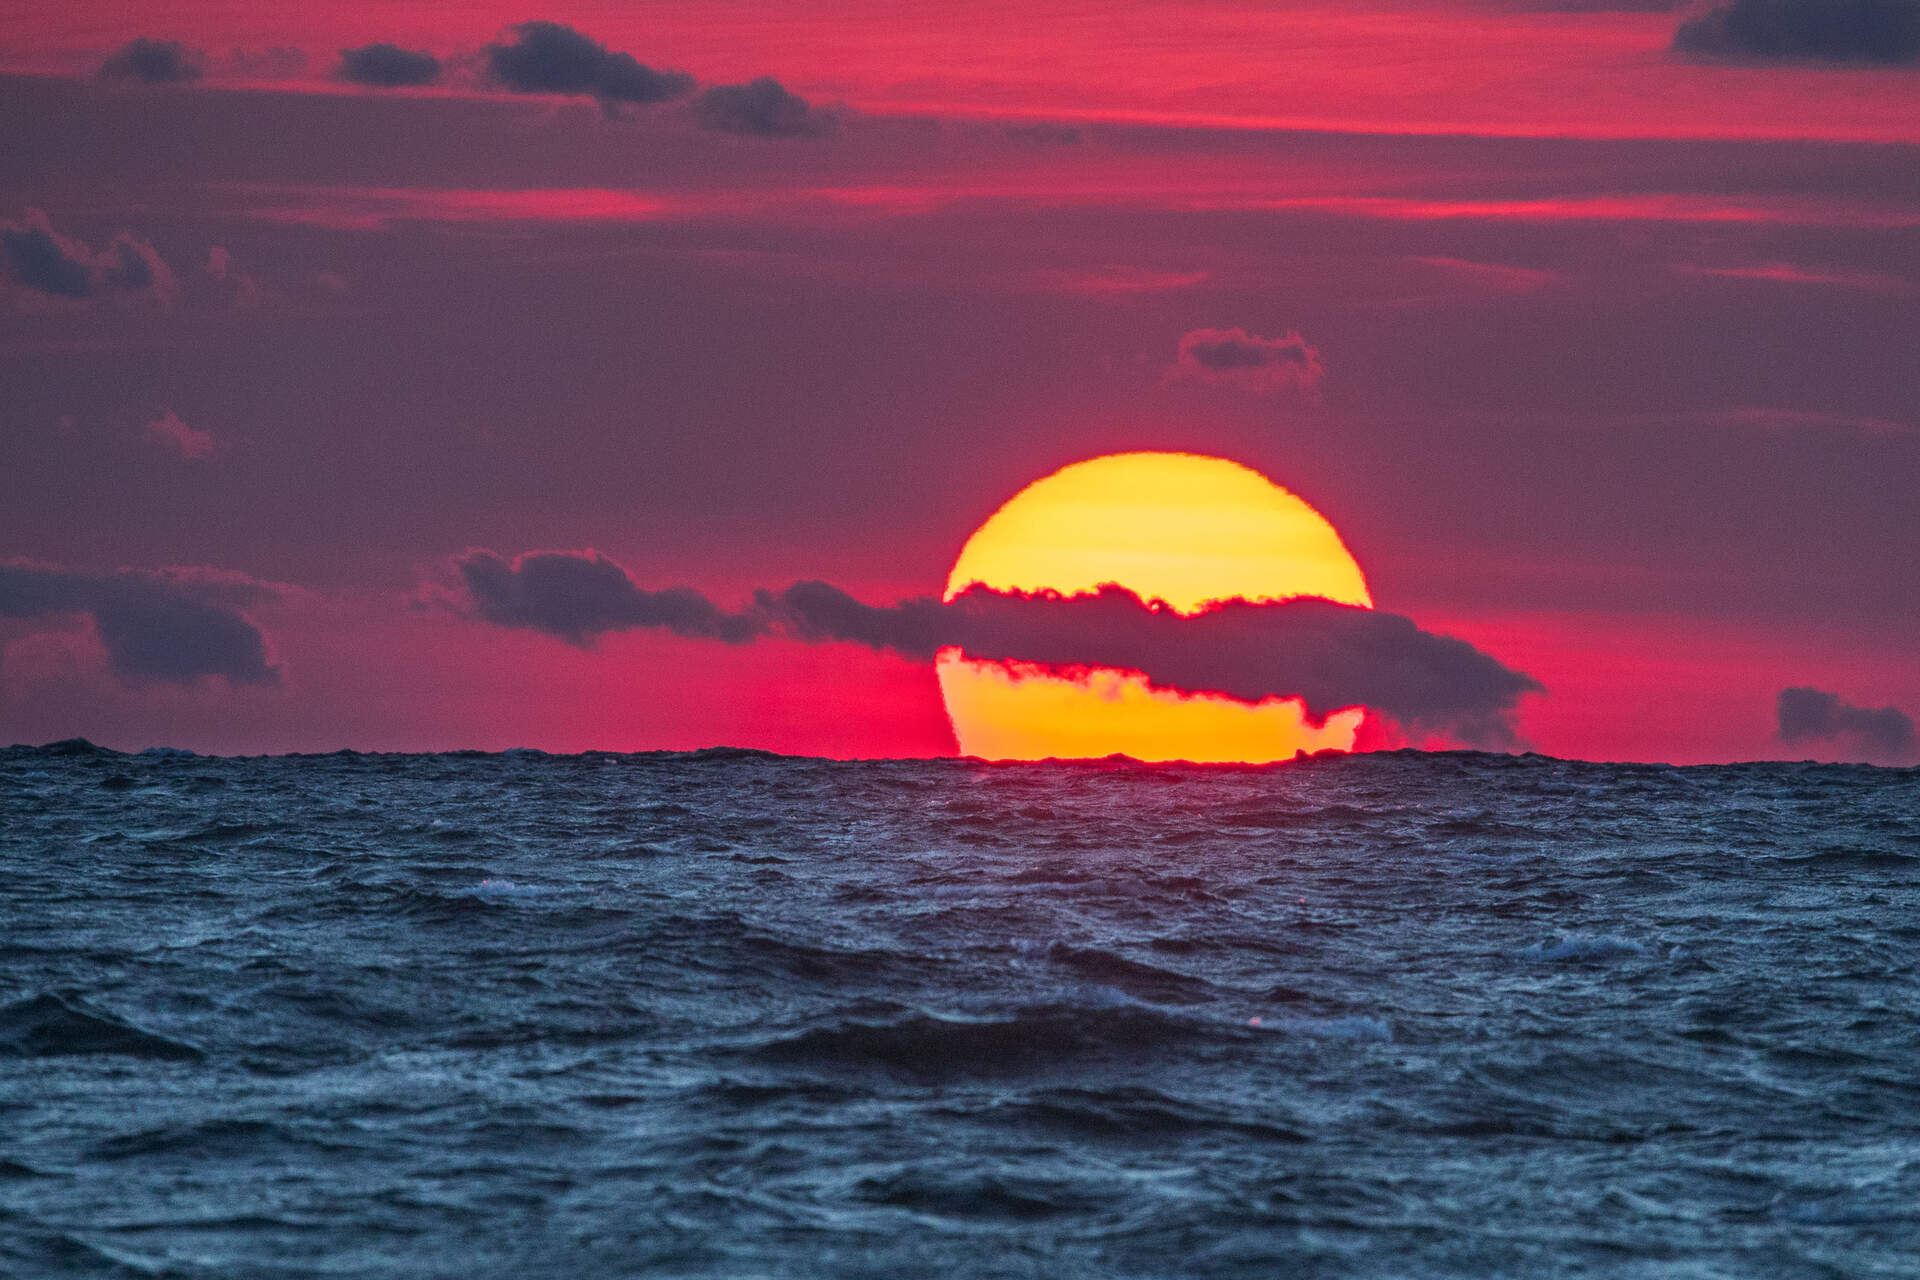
[938,452,1372,762]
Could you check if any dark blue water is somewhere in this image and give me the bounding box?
[3,741,1918,1277]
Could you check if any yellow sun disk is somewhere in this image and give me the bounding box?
[946,452,1371,614]
[938,452,1372,763]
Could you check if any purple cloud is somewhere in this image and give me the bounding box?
[1169,328,1325,392]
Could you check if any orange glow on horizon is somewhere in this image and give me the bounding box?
[938,452,1373,763]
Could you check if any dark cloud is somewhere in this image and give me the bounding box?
[482,22,694,108]
[693,78,835,137]
[1674,0,1920,64]
[1,211,174,303]
[1777,686,1915,760]
[768,582,1541,749]
[337,43,442,88]
[1169,328,1325,392]
[1,215,92,298]
[99,38,205,84]
[0,562,278,687]
[455,549,1541,748]
[456,549,761,645]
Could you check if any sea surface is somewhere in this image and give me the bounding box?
[2,742,1918,1278]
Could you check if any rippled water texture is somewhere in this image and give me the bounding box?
[3,742,1918,1277]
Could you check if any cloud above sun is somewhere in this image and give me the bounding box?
[1168,329,1324,393]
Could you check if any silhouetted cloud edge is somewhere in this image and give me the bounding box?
[1777,685,1916,761]
[0,561,280,686]
[453,548,1543,749]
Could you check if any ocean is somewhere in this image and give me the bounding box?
[2,741,1917,1278]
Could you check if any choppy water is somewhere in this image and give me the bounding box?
[3,741,1919,1278]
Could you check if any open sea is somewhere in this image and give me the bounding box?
[2,741,1918,1278]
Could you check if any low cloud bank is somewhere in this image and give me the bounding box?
[693,78,835,137]
[1777,686,1915,761]
[95,21,836,137]
[99,38,204,84]
[0,563,278,686]
[1675,0,1920,64]
[455,549,1542,748]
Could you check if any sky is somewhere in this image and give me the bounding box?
[2,0,1916,764]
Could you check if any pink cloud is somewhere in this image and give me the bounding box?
[1671,261,1915,294]
[143,409,218,460]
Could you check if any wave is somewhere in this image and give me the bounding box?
[0,992,202,1061]
[89,1117,338,1160]
[1517,934,1650,963]
[751,1003,1222,1077]
[5,746,1918,1275]
[851,1169,1107,1220]
[977,1085,1311,1144]
[1044,942,1219,1004]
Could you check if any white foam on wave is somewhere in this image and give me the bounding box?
[1518,934,1648,963]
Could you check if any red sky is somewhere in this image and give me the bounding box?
[2,0,1916,763]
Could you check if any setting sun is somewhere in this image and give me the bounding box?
[938,452,1373,762]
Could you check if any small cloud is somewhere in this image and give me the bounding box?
[204,246,265,308]
[1778,686,1916,762]
[311,271,351,297]
[100,235,169,297]
[482,22,694,110]
[1168,327,1324,393]
[337,43,442,88]
[692,77,835,137]
[142,409,218,460]
[1671,260,1914,295]
[1410,256,1561,295]
[1,210,176,304]
[1674,0,1920,64]
[455,548,762,645]
[99,38,206,84]
[2,212,93,298]
[0,560,279,687]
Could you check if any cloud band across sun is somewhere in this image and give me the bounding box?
[452,548,1541,749]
